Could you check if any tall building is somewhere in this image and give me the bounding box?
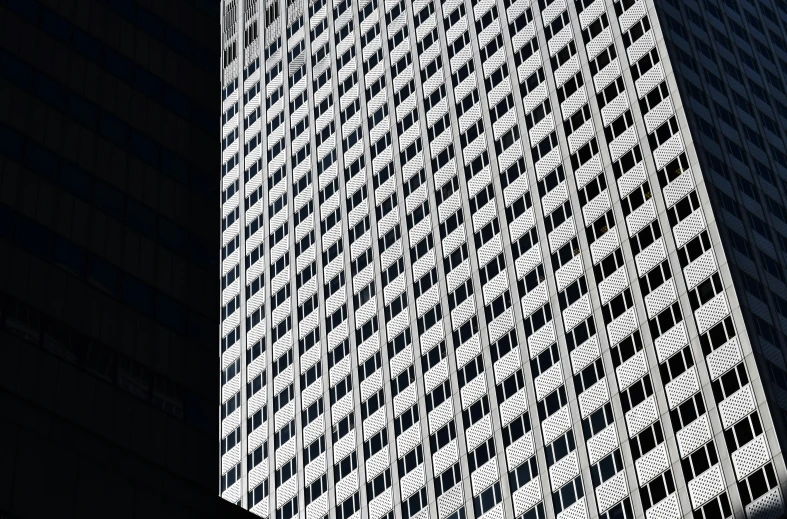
[219,0,787,518]
[0,1,243,518]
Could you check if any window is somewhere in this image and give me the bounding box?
[426,381,451,413]
[522,67,546,97]
[670,393,706,431]
[366,470,391,500]
[398,445,425,477]
[444,243,469,274]
[462,394,491,429]
[537,166,566,199]
[648,301,682,340]
[304,475,327,506]
[582,13,609,44]
[552,476,584,514]
[422,341,448,373]
[558,276,588,311]
[361,389,385,421]
[537,386,567,421]
[648,116,679,151]
[506,193,533,223]
[458,355,485,389]
[622,15,649,48]
[570,137,599,171]
[699,316,736,356]
[586,209,614,246]
[612,144,643,179]
[334,452,358,482]
[564,105,591,138]
[738,463,778,507]
[631,48,660,83]
[724,412,763,452]
[620,374,653,414]
[517,264,545,297]
[474,482,503,516]
[429,420,457,452]
[676,230,711,268]
[502,412,532,448]
[551,238,580,271]
[659,345,693,384]
[468,438,497,472]
[512,227,539,261]
[395,405,419,437]
[531,343,560,378]
[337,494,360,519]
[604,110,634,143]
[496,370,526,403]
[448,279,474,311]
[566,317,597,353]
[391,366,416,397]
[545,431,576,466]
[508,456,538,492]
[630,220,662,256]
[687,272,723,311]
[302,398,324,427]
[589,44,617,76]
[402,487,428,519]
[638,258,671,297]
[681,441,718,482]
[574,357,604,393]
[630,421,665,460]
[591,449,624,487]
[303,436,326,466]
[524,303,553,337]
[582,403,614,440]
[710,362,749,403]
[358,351,382,383]
[550,41,577,71]
[694,494,732,519]
[544,200,572,234]
[593,248,624,282]
[557,72,585,104]
[525,99,552,130]
[640,470,675,510]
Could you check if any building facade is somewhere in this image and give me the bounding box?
[220,1,787,519]
[0,1,232,518]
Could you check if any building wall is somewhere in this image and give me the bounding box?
[0,1,227,517]
[220,0,787,517]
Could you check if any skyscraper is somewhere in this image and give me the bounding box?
[220,1,787,519]
[0,1,245,518]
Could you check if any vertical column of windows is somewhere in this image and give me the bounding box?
[297,1,334,518]
[440,1,509,518]
[388,2,473,519]
[360,1,408,517]
[330,1,378,518]
[221,0,245,507]
[505,1,603,516]
[459,2,553,519]
[243,1,270,514]
[267,2,297,518]
[537,1,663,517]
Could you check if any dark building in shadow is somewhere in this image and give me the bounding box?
[0,0,243,517]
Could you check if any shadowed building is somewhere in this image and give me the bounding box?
[0,0,245,517]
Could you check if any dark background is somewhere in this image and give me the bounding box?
[0,0,244,517]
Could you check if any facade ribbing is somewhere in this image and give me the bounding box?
[220,0,787,518]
